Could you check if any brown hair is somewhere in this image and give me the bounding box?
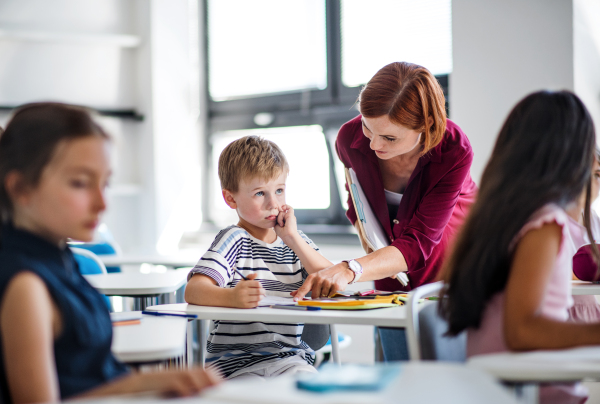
[0,103,109,221]
[218,135,289,193]
[359,62,447,155]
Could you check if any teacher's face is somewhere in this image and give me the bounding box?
[362,115,421,160]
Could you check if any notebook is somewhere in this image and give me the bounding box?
[297,295,405,310]
[345,168,409,286]
[297,363,401,392]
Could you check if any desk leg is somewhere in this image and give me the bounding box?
[330,324,341,365]
[505,383,539,404]
[186,320,194,368]
[197,319,208,368]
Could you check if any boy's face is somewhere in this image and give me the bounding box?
[223,170,287,231]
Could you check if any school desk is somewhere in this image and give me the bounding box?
[469,346,600,404]
[67,362,519,404]
[571,280,600,295]
[99,254,198,268]
[144,302,407,365]
[111,312,188,365]
[84,268,189,310]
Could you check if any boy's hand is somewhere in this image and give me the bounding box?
[274,204,298,242]
[231,273,265,308]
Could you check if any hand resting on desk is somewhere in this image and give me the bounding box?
[185,272,266,309]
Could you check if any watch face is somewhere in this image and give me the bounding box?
[349,260,363,274]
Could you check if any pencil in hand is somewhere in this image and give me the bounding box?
[234,269,248,280]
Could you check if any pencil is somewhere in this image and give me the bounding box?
[234,268,248,280]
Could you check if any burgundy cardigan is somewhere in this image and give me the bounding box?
[335,115,478,291]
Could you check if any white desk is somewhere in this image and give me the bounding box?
[469,346,600,404]
[571,280,600,295]
[69,362,518,404]
[145,303,406,365]
[99,255,197,268]
[84,268,190,297]
[468,346,600,383]
[111,313,188,364]
[144,302,407,327]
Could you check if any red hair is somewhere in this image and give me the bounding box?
[359,62,447,155]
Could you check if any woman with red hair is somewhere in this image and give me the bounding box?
[293,62,477,360]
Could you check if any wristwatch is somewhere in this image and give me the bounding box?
[343,259,363,284]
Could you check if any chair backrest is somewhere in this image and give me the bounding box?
[71,247,112,311]
[70,242,121,273]
[71,247,108,274]
[406,281,466,362]
[301,324,331,351]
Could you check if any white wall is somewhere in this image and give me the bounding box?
[451,0,575,184]
[574,0,600,134]
[0,0,203,254]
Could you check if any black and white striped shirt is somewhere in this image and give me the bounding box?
[188,225,317,378]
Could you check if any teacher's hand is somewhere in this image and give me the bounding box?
[291,263,355,300]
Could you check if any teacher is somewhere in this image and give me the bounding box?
[292,62,477,359]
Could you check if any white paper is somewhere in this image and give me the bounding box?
[258,295,296,307]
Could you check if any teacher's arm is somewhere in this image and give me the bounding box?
[293,149,473,300]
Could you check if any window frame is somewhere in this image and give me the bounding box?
[201,0,449,226]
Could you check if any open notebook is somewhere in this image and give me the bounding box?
[345,168,409,287]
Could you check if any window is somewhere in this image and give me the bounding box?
[341,0,452,87]
[208,0,327,101]
[210,126,331,227]
[203,0,452,226]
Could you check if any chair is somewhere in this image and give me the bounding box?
[71,247,108,274]
[69,223,122,273]
[301,324,330,351]
[71,242,121,273]
[71,247,112,311]
[405,281,466,361]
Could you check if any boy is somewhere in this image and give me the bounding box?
[185,135,333,379]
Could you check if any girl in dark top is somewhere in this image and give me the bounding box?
[0,103,218,403]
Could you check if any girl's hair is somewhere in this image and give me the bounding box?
[0,103,109,221]
[358,62,447,155]
[439,90,598,336]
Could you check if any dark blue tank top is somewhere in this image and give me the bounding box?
[0,224,128,402]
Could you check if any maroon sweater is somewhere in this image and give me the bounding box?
[335,115,478,291]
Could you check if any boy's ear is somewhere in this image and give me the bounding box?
[222,189,238,209]
[4,171,31,206]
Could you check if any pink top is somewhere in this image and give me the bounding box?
[468,204,575,357]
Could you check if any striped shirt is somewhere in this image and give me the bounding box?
[188,225,317,378]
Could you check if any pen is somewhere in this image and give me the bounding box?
[270,305,321,311]
[234,269,248,280]
[142,311,198,319]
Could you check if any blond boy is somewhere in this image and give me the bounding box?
[185,136,332,379]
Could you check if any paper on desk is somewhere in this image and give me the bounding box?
[258,295,296,307]
[200,376,386,404]
[110,312,143,322]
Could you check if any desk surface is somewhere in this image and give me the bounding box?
[69,362,518,404]
[99,255,197,268]
[469,346,600,382]
[146,302,407,328]
[571,280,600,295]
[111,313,187,363]
[84,268,189,296]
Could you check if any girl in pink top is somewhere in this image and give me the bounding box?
[440,90,600,404]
